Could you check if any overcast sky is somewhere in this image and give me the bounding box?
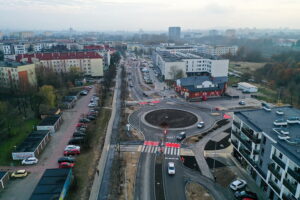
[1,0,300,31]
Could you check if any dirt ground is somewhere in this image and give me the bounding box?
[213,166,237,187]
[230,61,266,72]
[186,182,214,200]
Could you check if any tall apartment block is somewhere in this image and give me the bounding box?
[231,106,300,200]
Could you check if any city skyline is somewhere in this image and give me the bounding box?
[1,0,300,31]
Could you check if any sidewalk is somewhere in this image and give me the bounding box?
[88,68,121,200]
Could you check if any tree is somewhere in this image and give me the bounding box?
[169,66,184,80]
[0,50,4,61]
[39,85,56,108]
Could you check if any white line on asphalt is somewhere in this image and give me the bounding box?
[170,148,174,155]
[151,146,155,153]
[141,145,146,152]
[154,146,158,153]
[164,147,168,154]
[167,148,170,155]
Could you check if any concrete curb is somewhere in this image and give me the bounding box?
[89,68,120,200]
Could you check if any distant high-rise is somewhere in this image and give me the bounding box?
[168,27,181,41]
[209,29,218,36]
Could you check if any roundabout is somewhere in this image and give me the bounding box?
[144,109,198,129]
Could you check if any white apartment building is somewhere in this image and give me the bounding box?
[34,44,43,52]
[14,44,27,55]
[2,44,13,55]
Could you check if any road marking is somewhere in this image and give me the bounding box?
[141,145,146,152]
[170,148,174,155]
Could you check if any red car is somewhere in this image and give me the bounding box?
[64,149,80,156]
[59,162,75,168]
[76,123,87,128]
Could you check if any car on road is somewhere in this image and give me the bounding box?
[234,190,257,200]
[59,162,75,168]
[176,132,186,141]
[11,170,28,178]
[64,149,80,156]
[68,137,85,145]
[230,179,247,190]
[168,162,175,175]
[129,84,134,87]
[88,103,97,107]
[87,115,96,120]
[197,121,205,128]
[239,101,246,105]
[76,123,87,128]
[58,156,75,164]
[76,127,86,132]
[80,90,88,96]
[65,145,80,151]
[79,118,90,123]
[22,157,38,165]
[73,132,86,137]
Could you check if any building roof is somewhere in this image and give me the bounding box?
[16,51,102,63]
[0,171,8,180]
[177,76,227,92]
[0,61,31,68]
[14,130,50,153]
[38,115,61,126]
[30,168,72,200]
[235,106,300,166]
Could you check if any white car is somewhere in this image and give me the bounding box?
[197,121,205,128]
[65,145,80,151]
[22,157,38,165]
[230,179,247,190]
[88,103,97,107]
[168,162,175,175]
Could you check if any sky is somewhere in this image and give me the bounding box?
[0,0,300,31]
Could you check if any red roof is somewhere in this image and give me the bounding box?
[16,52,102,63]
[84,45,105,50]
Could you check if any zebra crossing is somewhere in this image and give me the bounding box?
[140,145,180,156]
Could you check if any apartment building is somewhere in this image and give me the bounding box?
[168,27,181,41]
[0,61,37,90]
[231,106,300,200]
[16,52,104,77]
[14,44,27,55]
[2,44,13,55]
[153,51,229,80]
[197,45,238,56]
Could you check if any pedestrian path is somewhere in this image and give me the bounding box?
[140,141,181,156]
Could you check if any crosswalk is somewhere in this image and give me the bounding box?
[140,145,180,156]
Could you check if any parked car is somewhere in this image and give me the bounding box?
[234,190,257,200]
[79,118,90,123]
[239,101,246,105]
[73,132,86,137]
[76,123,87,128]
[57,156,75,163]
[87,115,96,120]
[65,145,80,151]
[59,162,75,168]
[197,121,205,128]
[11,170,28,178]
[168,162,175,175]
[88,103,97,107]
[22,157,38,165]
[80,90,88,96]
[68,137,85,145]
[230,179,247,190]
[64,149,80,156]
[76,127,86,132]
[176,132,186,141]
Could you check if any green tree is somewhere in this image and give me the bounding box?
[39,85,56,108]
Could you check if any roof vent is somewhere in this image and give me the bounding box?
[280,128,289,135]
[278,135,290,140]
[273,119,287,126]
[287,117,300,124]
[276,110,284,115]
[262,102,271,111]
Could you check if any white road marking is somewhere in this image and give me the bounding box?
[164,147,167,154]
[170,148,174,155]
[141,145,146,152]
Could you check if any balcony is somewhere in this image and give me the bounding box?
[287,168,300,182]
[283,179,297,195]
[240,148,266,179]
[241,127,261,144]
[232,140,239,149]
[268,163,281,180]
[232,130,252,150]
[272,155,286,169]
[268,180,281,194]
[233,120,241,129]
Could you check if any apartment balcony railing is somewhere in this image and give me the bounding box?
[283,179,297,195]
[272,155,286,169]
[240,148,266,179]
[268,180,281,194]
[268,163,281,180]
[232,130,252,150]
[232,140,239,149]
[241,127,261,144]
[233,120,241,129]
[287,168,300,182]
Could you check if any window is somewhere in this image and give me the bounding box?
[261,148,264,156]
[259,159,262,166]
[279,153,283,159]
[262,136,266,144]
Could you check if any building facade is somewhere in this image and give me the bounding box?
[16,52,104,77]
[0,61,37,90]
[231,107,300,200]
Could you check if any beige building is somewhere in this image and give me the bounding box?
[16,52,104,77]
[0,61,37,90]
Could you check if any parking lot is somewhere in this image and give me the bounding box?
[0,87,95,200]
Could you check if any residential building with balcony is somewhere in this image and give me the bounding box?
[231,106,300,200]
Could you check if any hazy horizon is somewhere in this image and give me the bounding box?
[1,0,300,31]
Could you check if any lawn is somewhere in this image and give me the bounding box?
[186,182,214,200]
[0,118,40,165]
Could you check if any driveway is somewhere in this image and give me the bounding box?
[0,87,95,200]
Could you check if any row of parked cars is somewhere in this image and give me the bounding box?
[230,179,258,200]
[59,93,100,169]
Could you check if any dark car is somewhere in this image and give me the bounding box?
[76,127,86,132]
[87,115,96,120]
[73,132,86,137]
[68,137,85,145]
[176,132,186,141]
[80,118,90,123]
[143,92,148,97]
[234,191,258,200]
[58,157,75,163]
